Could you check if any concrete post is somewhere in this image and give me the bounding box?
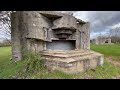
[11,12,22,61]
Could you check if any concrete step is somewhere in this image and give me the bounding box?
[43,51,103,63]
[41,50,87,54]
[42,50,94,58]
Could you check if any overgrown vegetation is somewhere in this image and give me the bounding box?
[1,44,120,79]
[16,51,44,79]
[0,47,44,79]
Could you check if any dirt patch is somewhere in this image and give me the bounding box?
[106,56,120,79]
[106,56,120,66]
[112,76,120,79]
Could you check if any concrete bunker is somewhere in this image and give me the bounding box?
[92,37,112,45]
[11,11,104,74]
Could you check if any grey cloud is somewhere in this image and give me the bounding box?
[74,11,120,33]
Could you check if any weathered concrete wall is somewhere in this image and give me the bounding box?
[52,15,77,30]
[95,39,99,44]
[46,40,75,50]
[108,38,111,43]
[75,29,81,50]
[76,22,90,50]
[94,37,112,44]
[19,12,29,53]
[81,22,90,49]
[11,12,22,61]
[43,50,104,74]
[11,11,91,61]
[25,11,52,40]
[26,39,44,53]
[11,11,51,60]
[18,11,52,52]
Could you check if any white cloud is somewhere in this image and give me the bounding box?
[109,22,120,29]
[73,11,89,21]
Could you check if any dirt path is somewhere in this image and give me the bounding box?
[106,56,120,66]
[106,56,120,79]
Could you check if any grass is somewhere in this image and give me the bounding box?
[0,44,120,79]
[0,47,25,79]
[82,61,120,79]
[91,44,120,57]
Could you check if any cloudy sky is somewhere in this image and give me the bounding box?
[0,22,10,42]
[1,11,120,42]
[73,11,120,39]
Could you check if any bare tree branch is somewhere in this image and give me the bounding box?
[0,11,12,39]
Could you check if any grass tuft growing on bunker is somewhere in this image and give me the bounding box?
[16,51,44,78]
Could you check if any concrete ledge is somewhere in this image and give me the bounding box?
[42,50,104,74]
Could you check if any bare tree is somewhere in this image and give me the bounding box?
[0,11,12,43]
[107,27,120,43]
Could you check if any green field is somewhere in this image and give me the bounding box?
[91,44,120,57]
[0,44,120,79]
[0,47,25,78]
